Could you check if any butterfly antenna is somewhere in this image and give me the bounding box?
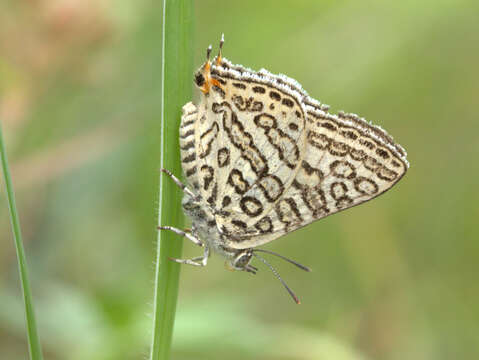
[253,249,312,272]
[252,253,301,304]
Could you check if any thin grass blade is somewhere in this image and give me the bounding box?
[0,121,44,359]
[150,1,194,359]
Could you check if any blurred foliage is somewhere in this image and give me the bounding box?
[1,0,479,359]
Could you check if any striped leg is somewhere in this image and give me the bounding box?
[160,168,196,199]
[158,226,203,247]
[158,226,209,266]
[169,245,209,267]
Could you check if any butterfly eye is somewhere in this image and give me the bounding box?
[233,251,252,269]
[195,72,205,87]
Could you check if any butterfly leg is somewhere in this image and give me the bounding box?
[160,168,196,199]
[158,225,203,247]
[169,244,210,267]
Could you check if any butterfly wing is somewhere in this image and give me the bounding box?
[205,59,408,250]
[192,62,309,231]
[185,58,408,250]
[223,103,409,249]
[180,102,201,190]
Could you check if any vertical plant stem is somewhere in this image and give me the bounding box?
[0,122,44,360]
[150,1,193,359]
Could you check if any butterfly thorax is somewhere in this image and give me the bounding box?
[181,192,253,270]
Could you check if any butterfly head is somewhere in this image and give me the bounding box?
[226,248,311,304]
[228,249,257,274]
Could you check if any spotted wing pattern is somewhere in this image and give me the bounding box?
[224,103,409,249]
[183,57,409,250]
[192,67,308,236]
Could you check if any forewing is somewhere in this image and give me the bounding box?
[222,104,408,249]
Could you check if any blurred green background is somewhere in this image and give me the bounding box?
[1,0,478,359]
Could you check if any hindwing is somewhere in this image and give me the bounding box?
[192,66,308,236]
[180,102,200,190]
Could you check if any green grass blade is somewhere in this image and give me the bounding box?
[150,1,194,359]
[0,122,44,359]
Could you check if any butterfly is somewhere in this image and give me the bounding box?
[159,35,409,303]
